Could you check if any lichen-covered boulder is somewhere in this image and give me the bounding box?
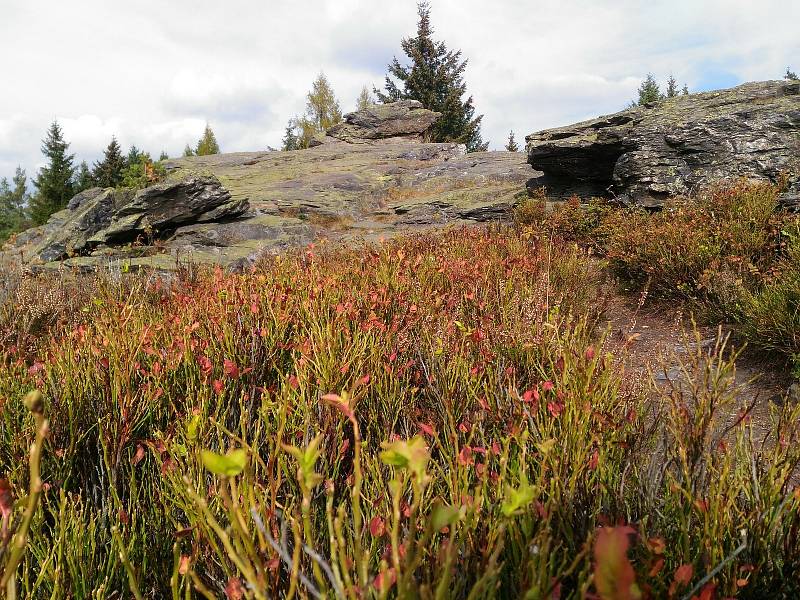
[313,100,441,145]
[526,80,800,207]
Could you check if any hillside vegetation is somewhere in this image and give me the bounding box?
[0,181,798,598]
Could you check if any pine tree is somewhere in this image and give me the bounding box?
[183,145,194,158]
[505,130,520,152]
[294,73,343,148]
[93,137,126,188]
[30,120,75,225]
[376,2,487,152]
[787,67,798,80]
[666,74,679,98]
[681,84,689,95]
[0,167,28,240]
[282,119,300,151]
[356,86,373,111]
[126,145,142,167]
[159,151,169,162]
[74,161,94,192]
[636,73,664,105]
[195,123,221,156]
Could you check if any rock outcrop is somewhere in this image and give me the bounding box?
[314,100,441,145]
[10,175,249,264]
[5,102,533,270]
[526,80,800,207]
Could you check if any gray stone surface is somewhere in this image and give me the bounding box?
[526,80,800,207]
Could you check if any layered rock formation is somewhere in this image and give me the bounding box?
[6,102,532,270]
[526,80,800,207]
[312,100,440,145]
[10,176,248,264]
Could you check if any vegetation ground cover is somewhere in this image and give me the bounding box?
[0,186,798,598]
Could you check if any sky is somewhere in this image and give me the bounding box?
[1,0,798,183]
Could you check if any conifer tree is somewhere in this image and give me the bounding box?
[74,161,94,192]
[183,145,194,157]
[93,137,125,188]
[0,167,29,241]
[126,145,142,167]
[195,123,221,156]
[30,120,75,225]
[666,74,679,98]
[281,119,300,151]
[787,67,798,80]
[356,86,373,111]
[159,151,169,162]
[636,73,663,105]
[505,130,520,152]
[377,2,487,151]
[681,83,689,95]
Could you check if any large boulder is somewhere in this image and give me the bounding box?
[10,175,249,264]
[312,100,441,146]
[526,80,800,207]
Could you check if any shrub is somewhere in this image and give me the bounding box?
[601,180,781,299]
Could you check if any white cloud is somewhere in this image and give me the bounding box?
[1,0,798,180]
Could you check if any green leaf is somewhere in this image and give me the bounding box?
[186,414,202,442]
[200,448,248,476]
[501,480,537,517]
[380,436,430,480]
[431,504,461,531]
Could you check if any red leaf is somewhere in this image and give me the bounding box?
[669,563,694,596]
[369,516,386,537]
[0,479,13,518]
[593,526,640,600]
[223,359,240,379]
[225,577,244,600]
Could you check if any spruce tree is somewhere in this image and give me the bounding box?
[74,161,94,192]
[787,67,798,80]
[636,74,663,105]
[0,168,27,240]
[183,145,194,158]
[195,123,221,156]
[666,74,679,98]
[282,119,300,151]
[681,83,690,95]
[356,86,373,111]
[159,151,169,162]
[377,2,487,151]
[126,145,142,167]
[505,130,520,152]
[30,120,75,225]
[93,137,126,188]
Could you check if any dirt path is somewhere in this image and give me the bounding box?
[603,291,792,425]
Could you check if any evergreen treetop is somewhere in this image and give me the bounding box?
[0,167,29,241]
[666,74,679,98]
[93,137,125,188]
[787,67,798,80]
[505,130,520,152]
[74,161,94,193]
[281,119,300,151]
[636,73,664,105]
[30,120,75,225]
[195,124,221,156]
[376,2,487,152]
